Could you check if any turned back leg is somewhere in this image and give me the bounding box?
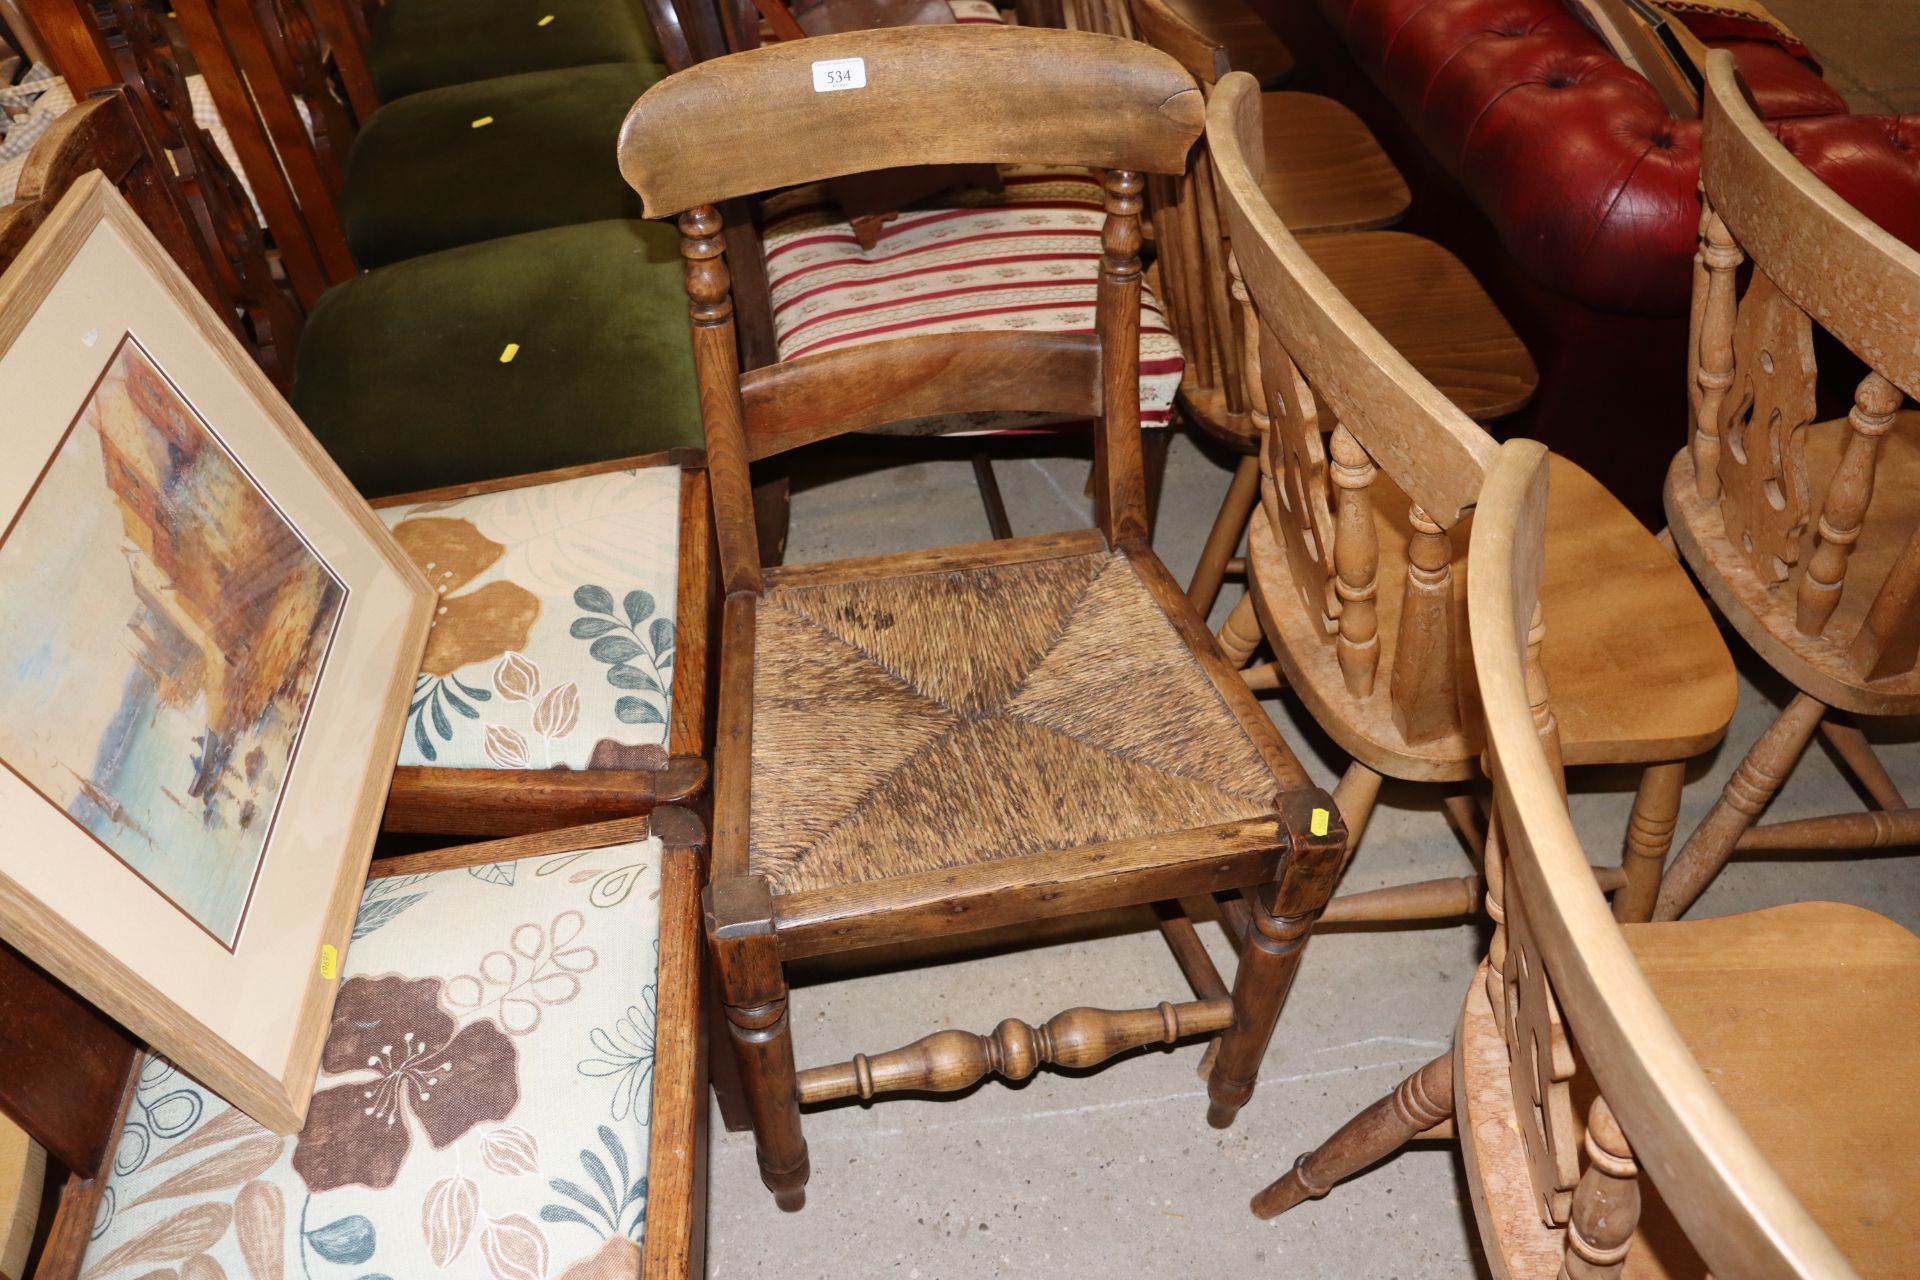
[1250,1051,1453,1218]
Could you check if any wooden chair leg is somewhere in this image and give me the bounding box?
[752,472,792,568]
[1820,717,1908,810]
[1440,789,1485,861]
[1614,760,1684,924]
[1653,693,1826,921]
[1142,424,1171,538]
[1249,1051,1453,1219]
[1215,591,1262,667]
[707,878,809,1211]
[706,982,753,1133]
[1331,760,1382,863]
[1206,823,1345,1129]
[1189,453,1259,615]
[972,453,1014,541]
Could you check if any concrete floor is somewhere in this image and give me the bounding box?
[700,433,1920,1278]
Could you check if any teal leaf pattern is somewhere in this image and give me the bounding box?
[306,1214,376,1265]
[572,583,674,731]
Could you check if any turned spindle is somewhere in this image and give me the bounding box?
[1391,503,1460,744]
[1560,1099,1640,1280]
[1691,208,1742,502]
[1096,166,1149,545]
[795,999,1234,1104]
[1329,424,1380,696]
[1250,1052,1452,1219]
[1799,372,1903,636]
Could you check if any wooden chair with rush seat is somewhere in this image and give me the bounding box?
[1656,50,1920,921]
[1252,435,1920,1279]
[619,26,1349,1210]
[1122,0,1540,623]
[1205,67,1734,929]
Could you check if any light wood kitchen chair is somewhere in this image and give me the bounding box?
[619,27,1348,1211]
[1657,51,1920,920]
[1253,437,1920,1279]
[1207,69,1734,927]
[1127,0,1538,619]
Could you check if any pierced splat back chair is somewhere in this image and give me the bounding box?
[1254,437,1920,1279]
[1207,69,1735,929]
[1656,51,1920,920]
[619,26,1348,1211]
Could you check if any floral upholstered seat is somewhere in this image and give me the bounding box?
[81,838,665,1280]
[759,170,1185,436]
[378,465,680,771]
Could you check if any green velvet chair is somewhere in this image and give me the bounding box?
[366,0,665,100]
[290,219,703,497]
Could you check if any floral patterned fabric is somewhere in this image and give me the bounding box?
[760,167,1186,436]
[82,840,666,1280]
[380,466,681,771]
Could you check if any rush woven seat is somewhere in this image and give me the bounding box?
[750,544,1280,895]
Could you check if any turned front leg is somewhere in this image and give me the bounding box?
[1208,792,1347,1128]
[1614,761,1684,924]
[707,877,810,1211]
[1250,1051,1453,1219]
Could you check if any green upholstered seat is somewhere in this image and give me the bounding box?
[368,0,664,100]
[342,63,662,268]
[291,220,701,498]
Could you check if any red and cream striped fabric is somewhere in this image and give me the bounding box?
[760,166,1186,436]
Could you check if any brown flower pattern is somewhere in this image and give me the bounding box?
[391,517,540,675]
[292,974,519,1192]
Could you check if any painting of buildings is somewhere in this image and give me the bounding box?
[0,334,346,948]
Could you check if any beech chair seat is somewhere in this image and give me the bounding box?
[290,220,702,497]
[748,533,1286,898]
[367,0,664,100]
[376,464,683,771]
[1255,93,1408,235]
[758,167,1186,433]
[1460,901,1920,1279]
[1666,410,1920,715]
[1248,453,1735,781]
[341,62,666,268]
[1161,0,1293,84]
[77,836,675,1280]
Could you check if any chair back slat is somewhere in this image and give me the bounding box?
[741,333,1102,459]
[1470,438,1863,1280]
[616,27,1203,217]
[1689,51,1920,663]
[1127,0,1227,84]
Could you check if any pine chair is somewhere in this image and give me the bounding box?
[1253,436,1920,1279]
[1126,0,1540,621]
[1656,50,1920,920]
[1207,69,1734,928]
[620,26,1348,1211]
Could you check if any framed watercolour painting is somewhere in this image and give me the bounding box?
[0,174,433,1133]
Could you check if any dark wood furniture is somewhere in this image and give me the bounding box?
[618,26,1347,1210]
[1254,434,1920,1278]
[1204,67,1733,926]
[1657,52,1920,919]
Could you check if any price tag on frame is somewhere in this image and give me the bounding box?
[811,56,867,93]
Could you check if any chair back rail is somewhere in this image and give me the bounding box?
[1206,72,1495,745]
[1688,50,1920,671]
[303,0,379,119]
[1470,438,1862,1279]
[618,27,1203,594]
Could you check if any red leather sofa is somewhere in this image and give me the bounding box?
[1249,0,1920,521]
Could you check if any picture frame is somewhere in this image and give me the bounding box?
[0,174,433,1133]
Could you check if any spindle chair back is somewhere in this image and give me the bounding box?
[1254,438,1920,1278]
[618,28,1349,1212]
[1658,49,1920,918]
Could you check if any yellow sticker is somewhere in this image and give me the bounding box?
[538,12,556,23]
[1310,807,1330,837]
[319,944,339,981]
[499,342,521,364]
[471,115,495,128]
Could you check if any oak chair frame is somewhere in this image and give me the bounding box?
[1253,438,1867,1280]
[618,26,1346,1211]
[1205,70,1730,934]
[1657,51,1920,920]
[1,810,711,1280]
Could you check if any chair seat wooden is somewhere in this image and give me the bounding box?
[1666,411,1920,715]
[1184,230,1537,452]
[1460,901,1920,1279]
[1257,93,1409,236]
[1248,453,1735,780]
[1162,0,1292,83]
[750,531,1286,897]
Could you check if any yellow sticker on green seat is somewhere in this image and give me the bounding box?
[499,343,520,364]
[471,116,495,128]
[538,12,555,23]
